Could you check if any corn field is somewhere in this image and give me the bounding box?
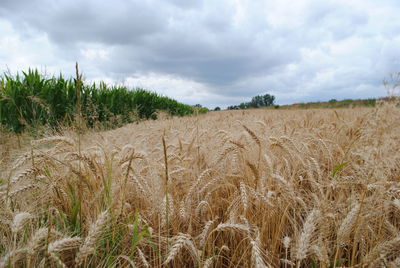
[0,100,400,267]
[0,69,194,133]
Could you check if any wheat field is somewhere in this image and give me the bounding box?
[1,104,400,267]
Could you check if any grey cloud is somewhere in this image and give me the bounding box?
[0,0,399,107]
[164,0,204,9]
[0,0,306,89]
[1,0,168,45]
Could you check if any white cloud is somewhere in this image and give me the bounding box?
[0,19,73,76]
[81,46,111,61]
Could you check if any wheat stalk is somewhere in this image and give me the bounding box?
[282,236,291,268]
[1,101,399,267]
[364,236,400,265]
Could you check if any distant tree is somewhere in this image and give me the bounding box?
[198,107,209,114]
[249,94,275,108]
[262,94,275,106]
[192,104,209,114]
[227,93,275,110]
[227,105,239,110]
[238,102,249,109]
[214,106,221,111]
[250,95,262,108]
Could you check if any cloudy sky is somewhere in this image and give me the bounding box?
[1,0,400,108]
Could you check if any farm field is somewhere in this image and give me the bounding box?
[1,104,400,267]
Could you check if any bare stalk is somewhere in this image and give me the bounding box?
[75,62,83,231]
[162,134,170,250]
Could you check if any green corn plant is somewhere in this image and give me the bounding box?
[0,68,196,133]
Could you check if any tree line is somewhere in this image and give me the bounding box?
[227,93,275,110]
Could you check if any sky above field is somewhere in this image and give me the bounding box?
[1,0,400,108]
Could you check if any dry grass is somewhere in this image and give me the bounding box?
[1,104,400,267]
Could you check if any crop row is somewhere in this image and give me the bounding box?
[0,69,194,133]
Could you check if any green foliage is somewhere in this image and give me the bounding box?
[285,98,377,109]
[130,213,151,250]
[332,162,348,177]
[227,105,239,110]
[249,94,275,108]
[198,107,209,114]
[362,98,376,107]
[214,106,221,111]
[0,69,194,133]
[192,104,209,114]
[228,93,275,110]
[239,102,249,109]
[190,104,209,114]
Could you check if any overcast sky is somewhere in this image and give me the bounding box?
[1,0,400,108]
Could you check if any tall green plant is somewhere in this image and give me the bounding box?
[0,68,195,133]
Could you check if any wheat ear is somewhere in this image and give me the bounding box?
[198,218,219,247]
[31,136,76,147]
[0,248,27,268]
[214,223,250,234]
[202,256,214,268]
[136,248,150,268]
[75,210,109,266]
[27,227,63,255]
[243,125,261,146]
[47,237,82,268]
[388,257,400,268]
[294,209,320,261]
[11,212,31,234]
[337,203,361,245]
[239,182,248,212]
[250,231,269,268]
[164,233,198,265]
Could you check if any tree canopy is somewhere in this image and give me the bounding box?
[228,93,275,110]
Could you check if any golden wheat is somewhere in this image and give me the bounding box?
[1,105,400,267]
